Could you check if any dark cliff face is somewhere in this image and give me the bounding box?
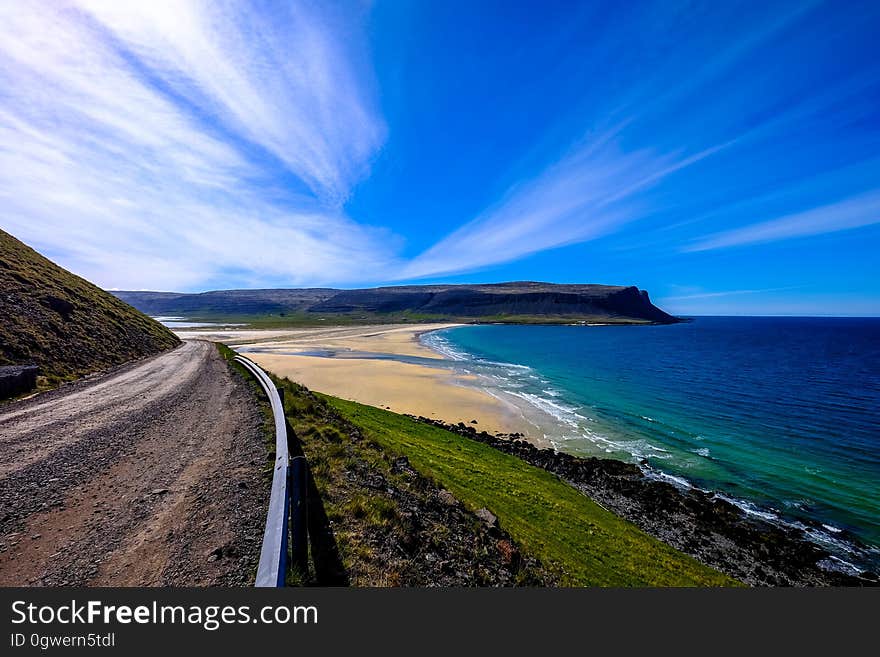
[309,283,678,323]
[601,286,676,323]
[115,282,678,324]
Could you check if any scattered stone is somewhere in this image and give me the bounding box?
[438,490,457,506]
[390,456,415,476]
[475,508,497,527]
[364,474,387,490]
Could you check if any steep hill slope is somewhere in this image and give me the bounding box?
[115,282,678,324]
[0,229,180,386]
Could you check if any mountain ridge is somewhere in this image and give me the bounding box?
[114,282,678,324]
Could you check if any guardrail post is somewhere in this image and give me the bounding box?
[290,455,308,575]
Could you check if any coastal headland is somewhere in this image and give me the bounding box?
[115,281,679,326]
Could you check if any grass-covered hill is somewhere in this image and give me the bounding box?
[115,281,679,325]
[0,229,180,387]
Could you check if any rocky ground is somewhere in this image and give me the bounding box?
[0,341,269,586]
[409,417,879,587]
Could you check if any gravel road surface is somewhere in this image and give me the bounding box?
[0,340,268,586]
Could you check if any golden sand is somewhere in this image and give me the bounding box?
[179,323,529,436]
[250,352,524,435]
[177,323,456,359]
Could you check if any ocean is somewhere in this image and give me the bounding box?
[422,317,880,574]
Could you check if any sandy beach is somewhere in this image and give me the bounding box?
[176,323,529,436]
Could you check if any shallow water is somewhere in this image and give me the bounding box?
[153,316,246,329]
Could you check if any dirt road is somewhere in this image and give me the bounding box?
[0,340,268,586]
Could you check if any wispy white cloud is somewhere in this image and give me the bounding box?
[2,1,876,295]
[684,191,880,252]
[76,0,385,203]
[396,1,822,281]
[658,285,803,301]
[399,137,728,280]
[395,0,880,282]
[0,0,391,290]
[659,290,880,317]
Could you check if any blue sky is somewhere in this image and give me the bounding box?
[1,1,878,315]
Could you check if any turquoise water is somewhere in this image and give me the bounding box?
[422,318,880,573]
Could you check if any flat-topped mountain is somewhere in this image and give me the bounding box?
[114,282,678,324]
[0,229,180,388]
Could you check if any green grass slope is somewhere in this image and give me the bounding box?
[321,395,740,587]
[0,229,180,386]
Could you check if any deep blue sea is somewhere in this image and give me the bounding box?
[422,317,880,573]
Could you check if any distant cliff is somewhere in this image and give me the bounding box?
[0,229,180,387]
[114,282,679,325]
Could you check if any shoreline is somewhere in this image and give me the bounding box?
[180,323,534,439]
[409,415,878,586]
[419,324,880,573]
[179,322,879,576]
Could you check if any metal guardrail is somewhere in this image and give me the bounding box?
[233,355,301,587]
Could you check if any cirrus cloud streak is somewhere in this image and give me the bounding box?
[0,0,392,290]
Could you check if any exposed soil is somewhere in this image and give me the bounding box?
[0,340,268,586]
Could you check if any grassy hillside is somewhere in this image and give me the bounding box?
[272,372,738,586]
[0,229,180,387]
